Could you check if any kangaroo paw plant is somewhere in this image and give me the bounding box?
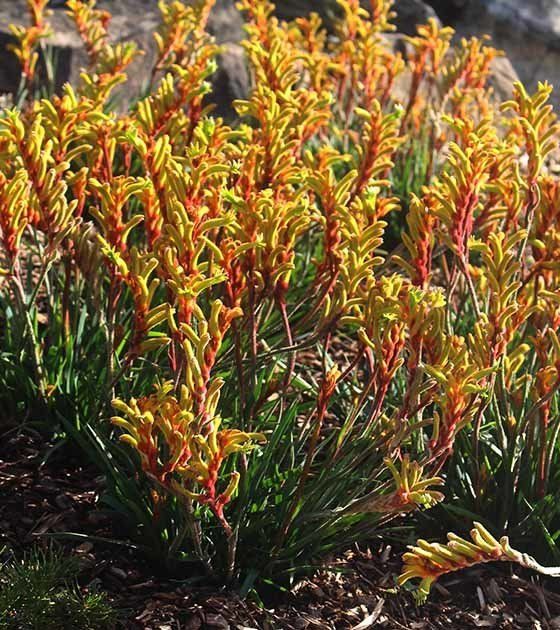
[400,522,560,603]
[2,0,560,597]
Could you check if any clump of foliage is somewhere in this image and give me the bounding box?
[2,0,560,601]
[0,547,116,630]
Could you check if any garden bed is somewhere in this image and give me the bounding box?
[1,431,558,629]
[3,0,560,627]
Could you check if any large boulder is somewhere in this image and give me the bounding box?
[476,0,560,44]
[451,0,560,106]
[0,0,523,114]
[392,0,439,34]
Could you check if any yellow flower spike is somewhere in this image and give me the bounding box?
[182,340,203,387]
[0,170,30,267]
[111,398,138,419]
[399,522,508,602]
[178,323,199,347]
[502,81,560,182]
[67,0,140,103]
[194,434,214,462]
[8,0,52,88]
[138,338,170,354]
[446,535,484,559]
[110,416,138,438]
[384,457,403,488]
[0,111,80,238]
[169,480,199,503]
[347,455,443,514]
[96,236,129,277]
[131,1,218,143]
[196,332,211,366]
[90,176,148,253]
[394,193,437,287]
[467,230,532,368]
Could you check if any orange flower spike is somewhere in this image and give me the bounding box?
[398,523,560,603]
[306,150,351,283]
[345,455,443,515]
[403,19,454,126]
[502,81,560,185]
[112,382,194,483]
[0,110,78,243]
[402,286,446,371]
[89,176,148,254]
[141,1,219,140]
[367,0,397,33]
[8,0,52,88]
[172,418,265,532]
[350,103,404,203]
[66,0,111,64]
[219,238,247,310]
[97,243,172,357]
[153,1,196,72]
[289,14,331,94]
[440,36,502,120]
[114,380,265,534]
[532,176,560,276]
[153,0,216,74]
[469,231,533,366]
[393,193,438,288]
[426,337,492,458]
[67,0,140,104]
[336,276,409,429]
[36,85,100,166]
[316,366,341,421]
[432,117,497,265]
[179,300,242,421]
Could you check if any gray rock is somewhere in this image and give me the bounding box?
[209,0,245,44]
[425,0,469,23]
[211,43,249,120]
[453,0,560,107]
[392,0,439,34]
[478,0,560,44]
[0,0,530,115]
[486,53,519,102]
[273,0,439,34]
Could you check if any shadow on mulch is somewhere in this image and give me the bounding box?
[1,430,559,629]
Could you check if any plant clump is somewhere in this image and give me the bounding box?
[2,0,560,603]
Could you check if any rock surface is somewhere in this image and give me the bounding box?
[274,0,439,34]
[476,0,560,43]
[451,0,560,106]
[0,0,529,112]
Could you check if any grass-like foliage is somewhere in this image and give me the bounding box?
[0,547,116,629]
[2,0,560,601]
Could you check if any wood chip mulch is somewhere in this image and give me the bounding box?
[1,430,560,629]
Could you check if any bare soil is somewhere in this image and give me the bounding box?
[1,430,559,629]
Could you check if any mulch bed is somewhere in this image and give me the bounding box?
[1,430,560,629]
